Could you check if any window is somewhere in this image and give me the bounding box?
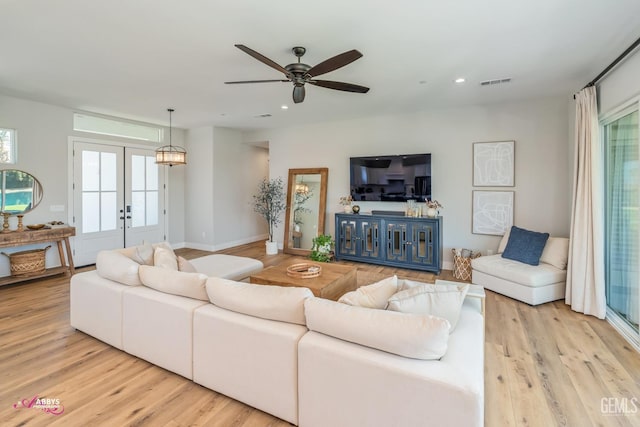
[0,128,17,164]
[73,113,162,142]
[604,107,639,345]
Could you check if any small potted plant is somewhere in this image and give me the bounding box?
[425,199,443,218]
[339,195,353,213]
[253,177,287,254]
[310,234,334,262]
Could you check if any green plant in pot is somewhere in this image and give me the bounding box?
[310,234,334,262]
[253,177,287,254]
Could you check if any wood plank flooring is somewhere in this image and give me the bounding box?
[1,241,639,426]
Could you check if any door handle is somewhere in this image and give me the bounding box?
[126,216,131,219]
[120,216,125,220]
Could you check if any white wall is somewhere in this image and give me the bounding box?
[184,126,268,250]
[245,96,572,266]
[0,94,186,273]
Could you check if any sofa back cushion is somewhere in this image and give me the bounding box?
[96,250,143,286]
[539,237,570,270]
[387,282,469,331]
[139,265,209,300]
[206,277,313,325]
[304,297,450,360]
[154,246,178,270]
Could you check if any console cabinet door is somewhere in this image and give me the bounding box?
[359,218,381,259]
[337,218,358,257]
[385,221,409,262]
[409,222,434,266]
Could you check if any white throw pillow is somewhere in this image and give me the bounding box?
[119,242,154,265]
[539,237,570,270]
[338,275,398,309]
[177,256,198,273]
[139,265,209,300]
[154,246,178,270]
[305,298,450,360]
[497,227,512,253]
[206,277,314,325]
[387,282,470,331]
[96,250,142,286]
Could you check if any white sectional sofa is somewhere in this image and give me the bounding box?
[70,244,485,427]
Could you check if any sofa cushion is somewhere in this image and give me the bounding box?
[177,256,198,273]
[154,246,178,270]
[472,254,567,287]
[189,254,264,281]
[304,298,449,360]
[139,265,209,301]
[206,277,313,325]
[96,250,142,286]
[119,242,154,265]
[497,227,511,253]
[502,226,549,266]
[338,275,398,309]
[540,237,570,270]
[387,282,470,331]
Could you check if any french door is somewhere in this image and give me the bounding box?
[72,141,166,266]
[603,106,639,349]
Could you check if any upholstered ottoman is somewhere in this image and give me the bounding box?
[189,254,263,281]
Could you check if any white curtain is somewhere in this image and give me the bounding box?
[566,86,606,318]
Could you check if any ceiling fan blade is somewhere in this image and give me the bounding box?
[293,85,306,103]
[225,79,289,84]
[234,44,291,77]
[309,80,370,93]
[306,49,363,77]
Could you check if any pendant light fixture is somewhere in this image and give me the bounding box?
[156,108,187,166]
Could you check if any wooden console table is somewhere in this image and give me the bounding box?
[0,226,75,286]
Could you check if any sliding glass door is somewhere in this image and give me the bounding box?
[604,107,639,346]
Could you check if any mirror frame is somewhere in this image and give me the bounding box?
[283,167,328,256]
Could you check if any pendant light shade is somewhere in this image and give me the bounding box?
[156,108,187,166]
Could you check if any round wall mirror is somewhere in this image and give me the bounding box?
[0,169,44,214]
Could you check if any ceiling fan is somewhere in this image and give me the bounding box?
[225,44,370,103]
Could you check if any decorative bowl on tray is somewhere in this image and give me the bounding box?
[26,224,46,230]
[286,262,322,279]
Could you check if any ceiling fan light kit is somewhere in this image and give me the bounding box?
[225,44,370,103]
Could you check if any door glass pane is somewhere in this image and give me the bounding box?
[605,109,639,332]
[82,192,100,233]
[100,152,117,191]
[101,192,117,231]
[146,191,158,225]
[131,191,145,228]
[131,155,145,191]
[146,156,158,191]
[82,151,100,191]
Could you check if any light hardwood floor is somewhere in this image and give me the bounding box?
[1,241,639,426]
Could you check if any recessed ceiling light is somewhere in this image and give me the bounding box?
[418,80,427,85]
[281,105,289,110]
[454,78,466,84]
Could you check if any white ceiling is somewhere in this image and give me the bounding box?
[2,0,640,130]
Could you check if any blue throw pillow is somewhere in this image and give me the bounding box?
[501,226,549,266]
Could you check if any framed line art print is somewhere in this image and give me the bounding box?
[473,140,515,187]
[472,190,514,235]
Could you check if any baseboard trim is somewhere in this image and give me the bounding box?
[183,234,269,253]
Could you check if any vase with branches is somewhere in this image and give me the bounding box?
[252,177,287,247]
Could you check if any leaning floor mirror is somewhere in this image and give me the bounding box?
[283,168,328,256]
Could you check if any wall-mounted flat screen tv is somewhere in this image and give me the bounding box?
[350,154,431,202]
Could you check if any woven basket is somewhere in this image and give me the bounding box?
[2,245,51,276]
[452,249,480,281]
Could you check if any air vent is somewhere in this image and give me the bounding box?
[254,113,272,118]
[480,78,512,86]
